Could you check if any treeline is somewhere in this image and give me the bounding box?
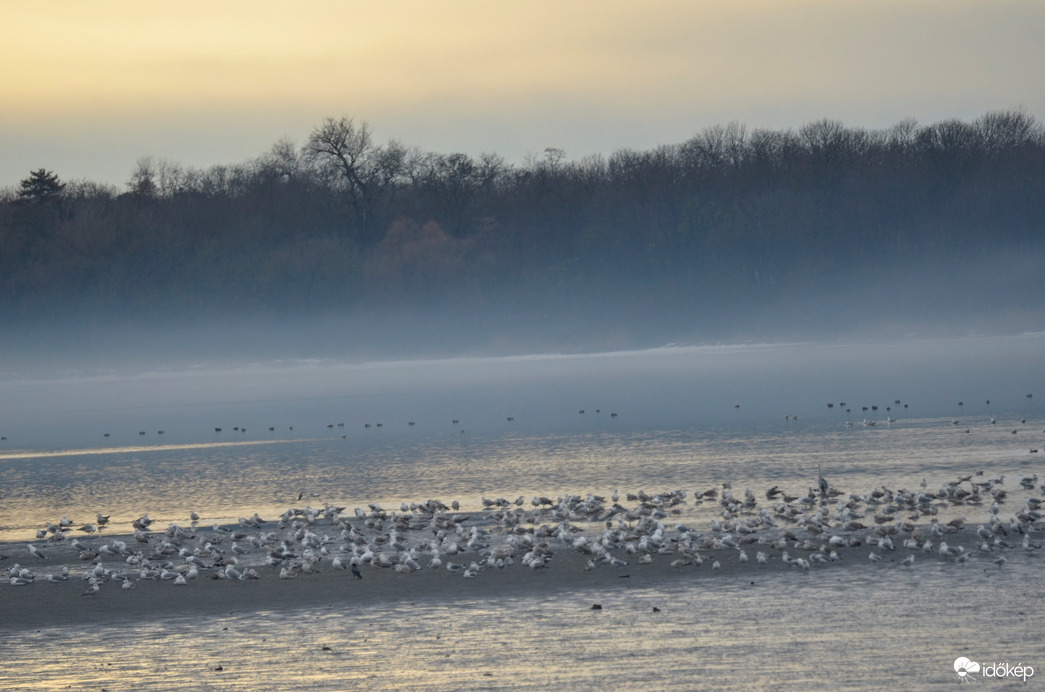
[1,109,1043,330]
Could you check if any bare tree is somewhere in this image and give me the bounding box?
[415,152,485,235]
[257,138,303,183]
[127,156,158,198]
[681,121,747,173]
[975,108,1039,155]
[304,116,407,244]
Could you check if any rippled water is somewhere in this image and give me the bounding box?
[0,418,1040,542]
[3,559,1041,690]
[1,336,1044,689]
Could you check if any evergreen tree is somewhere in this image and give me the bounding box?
[17,169,65,204]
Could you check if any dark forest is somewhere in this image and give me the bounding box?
[2,110,1043,361]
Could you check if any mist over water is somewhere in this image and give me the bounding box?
[2,334,1042,446]
[2,334,1043,689]
[1,333,1042,538]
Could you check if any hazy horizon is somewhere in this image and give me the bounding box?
[3,1,1044,187]
[3,2,1042,371]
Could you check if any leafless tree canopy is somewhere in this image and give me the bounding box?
[1,109,1043,343]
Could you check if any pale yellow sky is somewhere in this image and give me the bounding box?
[2,0,1043,186]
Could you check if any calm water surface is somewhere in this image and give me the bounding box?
[1,336,1043,689]
[2,559,1041,690]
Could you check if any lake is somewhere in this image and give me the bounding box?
[0,335,1042,689]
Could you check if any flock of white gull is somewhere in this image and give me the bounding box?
[5,466,1043,595]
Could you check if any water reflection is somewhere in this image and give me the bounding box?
[1,336,1043,689]
[0,414,1040,542]
[2,557,1040,690]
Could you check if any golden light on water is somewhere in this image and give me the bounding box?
[0,438,302,462]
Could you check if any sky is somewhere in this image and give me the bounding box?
[2,0,1043,189]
